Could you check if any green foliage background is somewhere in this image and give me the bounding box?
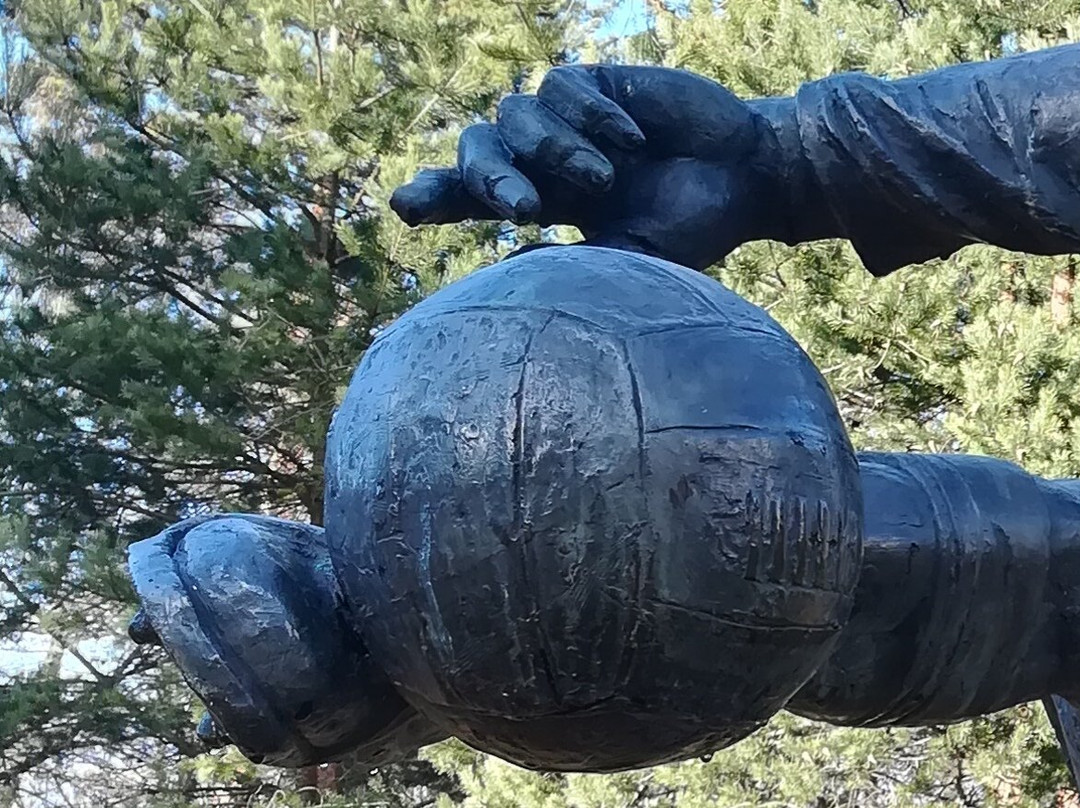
[1,0,1080,805]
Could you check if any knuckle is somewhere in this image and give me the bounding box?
[541,65,573,85]
[497,93,531,120]
[539,65,575,96]
[460,122,499,157]
[544,64,585,82]
[459,122,484,147]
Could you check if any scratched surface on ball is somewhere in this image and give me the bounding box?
[325,246,863,771]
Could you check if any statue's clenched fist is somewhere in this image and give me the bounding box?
[390,65,792,270]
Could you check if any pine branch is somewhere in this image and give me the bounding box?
[0,567,110,683]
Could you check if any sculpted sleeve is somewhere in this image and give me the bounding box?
[789,43,1080,275]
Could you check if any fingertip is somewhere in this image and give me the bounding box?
[617,120,646,149]
[128,608,161,646]
[512,196,542,224]
[596,107,644,150]
[564,150,614,194]
[492,175,541,223]
[389,184,422,226]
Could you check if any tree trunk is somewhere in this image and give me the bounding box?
[1051,258,1076,326]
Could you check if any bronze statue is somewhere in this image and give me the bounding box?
[128,44,1080,777]
[392,44,1080,276]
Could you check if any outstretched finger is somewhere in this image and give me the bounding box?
[538,66,645,151]
[497,94,614,194]
[458,123,542,223]
[390,168,495,226]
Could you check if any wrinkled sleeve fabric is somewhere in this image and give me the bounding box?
[793,44,1080,276]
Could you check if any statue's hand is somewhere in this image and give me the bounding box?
[390,65,788,270]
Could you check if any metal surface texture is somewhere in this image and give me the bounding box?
[127,514,444,767]
[324,246,862,771]
[127,44,1080,776]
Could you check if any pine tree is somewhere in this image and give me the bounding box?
[420,1,1080,806]
[7,0,1080,805]
[0,1,585,804]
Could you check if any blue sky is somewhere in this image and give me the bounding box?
[593,0,652,37]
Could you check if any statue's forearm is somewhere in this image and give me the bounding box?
[790,452,1069,726]
[1035,477,1080,677]
[752,44,1080,275]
